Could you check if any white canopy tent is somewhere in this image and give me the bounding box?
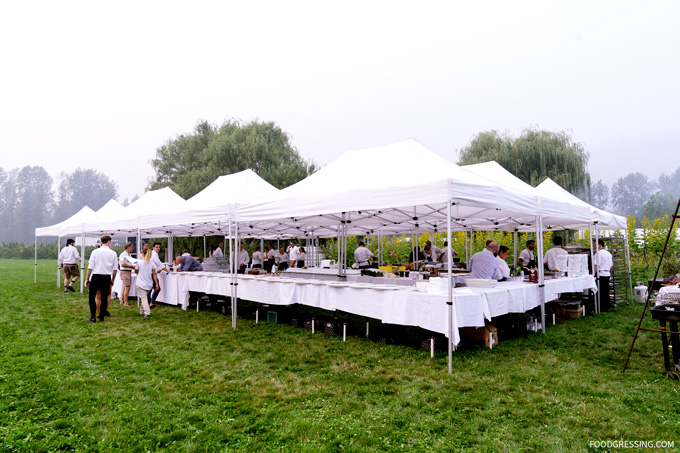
[234,139,592,372]
[34,206,96,291]
[536,177,631,312]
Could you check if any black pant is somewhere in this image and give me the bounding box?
[297,260,305,268]
[150,281,161,304]
[278,262,289,271]
[598,276,611,312]
[89,274,111,319]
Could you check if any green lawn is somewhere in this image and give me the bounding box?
[0,260,678,451]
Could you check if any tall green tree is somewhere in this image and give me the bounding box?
[457,127,590,194]
[611,172,656,223]
[658,167,680,200]
[641,192,678,220]
[15,166,54,242]
[55,168,119,222]
[588,179,609,210]
[148,119,318,199]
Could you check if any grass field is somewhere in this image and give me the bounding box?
[1,260,679,451]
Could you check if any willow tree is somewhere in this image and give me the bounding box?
[149,119,318,199]
[457,127,590,195]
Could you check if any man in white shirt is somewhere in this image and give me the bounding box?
[238,243,250,273]
[544,236,568,271]
[85,235,118,322]
[518,239,536,271]
[213,242,224,260]
[469,241,500,279]
[58,238,81,292]
[287,241,300,268]
[118,241,135,306]
[149,242,171,307]
[496,245,511,279]
[354,242,374,269]
[594,238,614,312]
[421,240,442,261]
[438,241,457,268]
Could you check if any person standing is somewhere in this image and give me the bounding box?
[238,243,250,273]
[251,245,263,269]
[496,246,511,279]
[469,241,500,279]
[58,238,81,292]
[296,247,307,268]
[135,248,158,319]
[354,242,374,269]
[276,247,289,271]
[594,238,614,312]
[544,236,568,271]
[119,241,135,306]
[213,242,224,260]
[149,242,171,308]
[518,239,536,271]
[85,235,118,323]
[263,244,276,272]
[287,241,300,269]
[438,241,457,267]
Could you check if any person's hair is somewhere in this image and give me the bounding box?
[499,245,509,254]
[183,249,189,254]
[485,239,493,246]
[124,241,133,249]
[143,249,151,264]
[443,241,448,246]
[527,239,535,247]
[597,238,605,247]
[300,247,305,253]
[142,242,149,248]
[66,238,75,245]
[254,245,261,252]
[553,236,563,246]
[358,242,365,247]
[100,235,111,244]
[153,242,161,248]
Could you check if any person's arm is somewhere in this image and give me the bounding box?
[152,269,159,290]
[85,268,92,286]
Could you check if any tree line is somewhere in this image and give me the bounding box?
[0,167,119,243]
[458,127,679,225]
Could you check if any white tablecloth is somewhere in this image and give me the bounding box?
[158,272,596,344]
[111,271,181,305]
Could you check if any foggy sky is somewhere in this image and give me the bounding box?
[1,1,677,201]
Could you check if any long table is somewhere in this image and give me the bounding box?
[150,272,596,344]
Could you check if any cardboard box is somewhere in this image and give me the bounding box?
[555,304,584,322]
[460,324,498,348]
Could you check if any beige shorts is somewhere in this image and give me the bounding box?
[120,270,132,286]
[63,264,79,280]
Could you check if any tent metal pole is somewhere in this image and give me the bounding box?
[588,223,596,313]
[625,229,633,305]
[447,200,454,374]
[233,218,239,329]
[513,230,518,270]
[203,235,206,261]
[536,216,546,334]
[80,228,85,293]
[57,236,61,288]
[595,224,600,314]
[34,235,37,284]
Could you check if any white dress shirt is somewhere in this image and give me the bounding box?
[58,245,81,265]
[276,252,288,264]
[469,249,500,279]
[119,250,134,270]
[213,247,223,259]
[252,251,263,266]
[439,246,456,266]
[594,248,613,277]
[518,248,534,266]
[544,247,568,271]
[288,246,300,261]
[239,249,250,267]
[151,250,166,272]
[354,246,374,266]
[88,245,118,276]
[496,256,511,279]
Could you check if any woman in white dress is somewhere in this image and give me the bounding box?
[135,249,159,319]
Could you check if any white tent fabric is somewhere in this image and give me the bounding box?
[35,206,96,237]
[82,188,186,235]
[536,178,627,230]
[235,139,587,232]
[134,170,279,236]
[462,162,593,231]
